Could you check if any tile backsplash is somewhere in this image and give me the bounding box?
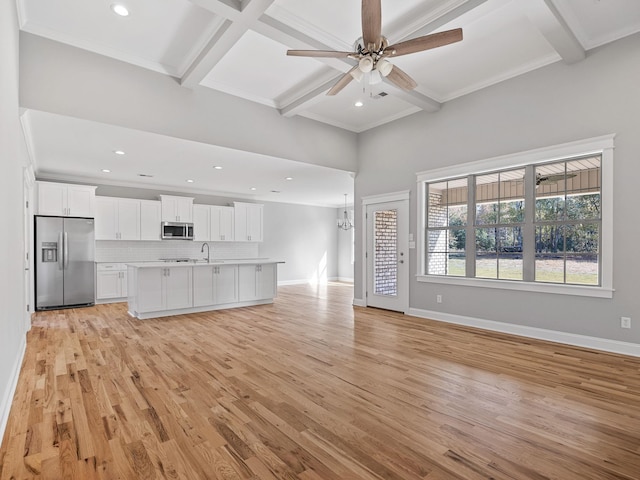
[96,240,259,263]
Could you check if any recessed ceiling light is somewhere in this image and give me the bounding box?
[101,169,111,173]
[250,187,257,191]
[186,179,194,183]
[111,4,129,17]
[285,177,293,181]
[213,166,223,170]
[354,101,364,107]
[113,150,125,155]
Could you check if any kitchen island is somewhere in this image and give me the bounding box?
[127,259,283,319]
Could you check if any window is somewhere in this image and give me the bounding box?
[534,158,601,285]
[417,135,614,298]
[426,178,468,277]
[475,168,525,280]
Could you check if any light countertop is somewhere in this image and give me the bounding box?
[126,259,284,268]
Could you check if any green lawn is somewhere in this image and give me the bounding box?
[444,258,598,285]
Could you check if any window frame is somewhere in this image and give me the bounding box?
[416,135,614,298]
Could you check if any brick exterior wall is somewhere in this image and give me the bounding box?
[427,192,448,275]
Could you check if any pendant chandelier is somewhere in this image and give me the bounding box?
[337,193,354,230]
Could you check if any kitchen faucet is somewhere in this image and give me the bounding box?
[201,242,211,263]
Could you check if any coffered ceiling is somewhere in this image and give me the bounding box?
[17,0,640,205]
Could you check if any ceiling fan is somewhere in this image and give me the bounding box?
[286,0,463,96]
[536,173,577,186]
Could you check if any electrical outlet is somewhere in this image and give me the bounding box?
[621,317,631,329]
[436,294,442,304]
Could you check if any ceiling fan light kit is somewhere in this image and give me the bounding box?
[286,0,463,96]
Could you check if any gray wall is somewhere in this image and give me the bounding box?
[261,203,338,283]
[92,184,340,283]
[356,32,640,344]
[19,32,358,173]
[0,0,29,436]
[337,207,355,281]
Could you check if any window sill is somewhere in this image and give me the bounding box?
[416,275,613,298]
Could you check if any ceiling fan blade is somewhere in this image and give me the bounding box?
[327,68,358,96]
[362,0,382,50]
[536,173,577,185]
[287,50,354,58]
[385,28,463,57]
[385,65,418,91]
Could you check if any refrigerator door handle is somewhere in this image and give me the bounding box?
[63,232,69,269]
[57,232,64,270]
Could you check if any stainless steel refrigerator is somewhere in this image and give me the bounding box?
[35,216,95,310]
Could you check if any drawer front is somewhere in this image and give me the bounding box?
[97,263,126,272]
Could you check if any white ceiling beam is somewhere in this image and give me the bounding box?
[389,0,489,43]
[385,86,442,113]
[188,0,243,21]
[186,0,481,114]
[181,0,276,87]
[279,73,344,117]
[522,0,585,64]
[254,15,353,73]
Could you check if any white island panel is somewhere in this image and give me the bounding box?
[127,260,282,319]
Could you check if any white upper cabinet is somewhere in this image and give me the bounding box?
[140,200,162,241]
[212,206,235,242]
[36,181,96,217]
[234,202,263,242]
[192,205,211,241]
[193,204,235,242]
[160,195,193,223]
[95,197,140,240]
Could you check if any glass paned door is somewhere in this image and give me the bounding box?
[366,199,408,312]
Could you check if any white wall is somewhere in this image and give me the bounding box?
[355,33,640,345]
[0,0,29,439]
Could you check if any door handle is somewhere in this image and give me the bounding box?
[63,232,69,269]
[57,232,64,270]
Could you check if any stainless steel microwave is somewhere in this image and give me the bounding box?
[161,222,194,240]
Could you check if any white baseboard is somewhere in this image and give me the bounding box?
[278,277,353,286]
[353,298,366,307]
[278,279,311,286]
[96,297,126,304]
[408,308,640,358]
[0,335,27,443]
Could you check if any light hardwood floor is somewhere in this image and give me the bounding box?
[1,283,639,479]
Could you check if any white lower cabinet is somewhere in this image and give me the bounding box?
[137,266,192,313]
[128,262,279,319]
[96,263,127,300]
[193,265,238,307]
[165,267,193,310]
[238,263,276,302]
